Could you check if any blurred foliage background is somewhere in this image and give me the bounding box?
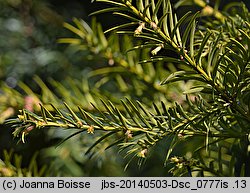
[0,0,249,176]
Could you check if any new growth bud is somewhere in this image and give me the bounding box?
[134,22,145,35]
[87,125,94,134]
[138,149,148,158]
[125,130,133,140]
[151,44,164,55]
[150,22,157,30]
